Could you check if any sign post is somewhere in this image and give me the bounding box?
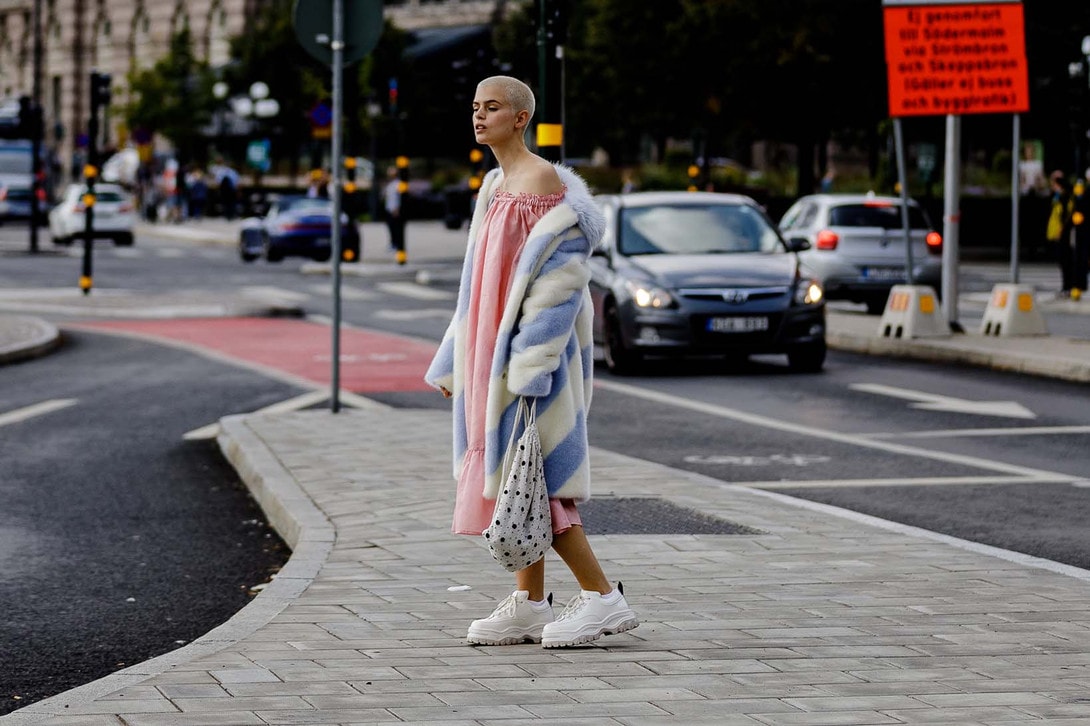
[882,0,1029,327]
[293,0,383,413]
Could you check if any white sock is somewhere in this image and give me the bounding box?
[528,597,550,611]
[601,588,623,604]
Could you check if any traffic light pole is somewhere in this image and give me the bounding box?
[329,0,344,413]
[536,0,564,163]
[81,78,100,296]
[29,0,43,254]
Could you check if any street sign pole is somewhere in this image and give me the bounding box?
[293,0,383,414]
[330,0,344,413]
[892,117,914,285]
[942,114,962,328]
[1011,114,1021,284]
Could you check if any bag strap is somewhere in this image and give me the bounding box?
[501,397,536,480]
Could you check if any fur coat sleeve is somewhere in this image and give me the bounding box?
[424,163,605,500]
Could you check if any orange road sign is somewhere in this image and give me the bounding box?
[883,1,1029,117]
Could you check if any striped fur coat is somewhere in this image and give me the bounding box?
[424,163,605,501]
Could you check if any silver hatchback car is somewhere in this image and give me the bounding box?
[778,193,943,314]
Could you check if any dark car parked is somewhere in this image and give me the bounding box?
[589,192,827,374]
[239,195,360,263]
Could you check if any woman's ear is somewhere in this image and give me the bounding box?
[515,110,530,130]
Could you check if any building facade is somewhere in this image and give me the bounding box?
[0,0,506,179]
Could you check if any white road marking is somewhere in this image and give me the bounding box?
[0,399,78,428]
[112,247,143,258]
[375,282,455,301]
[738,475,1071,490]
[183,388,386,440]
[594,378,1072,485]
[241,285,311,303]
[864,425,1090,439]
[372,308,453,320]
[850,382,1036,419]
[157,248,185,258]
[309,283,379,301]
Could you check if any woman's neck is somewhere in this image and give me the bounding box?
[490,138,532,176]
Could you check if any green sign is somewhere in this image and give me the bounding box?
[293,0,384,67]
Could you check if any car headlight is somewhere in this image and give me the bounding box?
[795,279,824,305]
[625,280,675,309]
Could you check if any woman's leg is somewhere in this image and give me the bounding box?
[552,525,611,594]
[515,557,546,601]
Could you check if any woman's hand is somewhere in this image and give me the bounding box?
[440,386,452,399]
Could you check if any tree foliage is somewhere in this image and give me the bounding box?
[123,27,215,162]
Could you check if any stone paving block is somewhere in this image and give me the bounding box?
[748,711,903,725]
[255,709,399,724]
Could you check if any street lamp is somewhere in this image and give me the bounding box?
[230,82,280,184]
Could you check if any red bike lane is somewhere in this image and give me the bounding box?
[76,317,438,393]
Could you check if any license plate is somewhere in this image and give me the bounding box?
[707,316,769,333]
[861,266,903,281]
[314,237,330,246]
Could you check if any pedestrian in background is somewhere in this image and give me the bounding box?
[187,167,208,220]
[424,75,638,649]
[383,165,406,263]
[1046,170,1075,296]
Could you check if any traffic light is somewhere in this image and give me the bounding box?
[396,155,409,194]
[468,148,484,191]
[687,164,700,192]
[343,156,357,194]
[91,72,111,112]
[388,77,398,116]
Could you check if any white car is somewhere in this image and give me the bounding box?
[49,182,135,246]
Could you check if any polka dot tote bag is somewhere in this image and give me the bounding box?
[484,397,553,572]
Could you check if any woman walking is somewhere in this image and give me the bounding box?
[425,76,637,648]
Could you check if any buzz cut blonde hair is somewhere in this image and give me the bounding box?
[478,75,536,121]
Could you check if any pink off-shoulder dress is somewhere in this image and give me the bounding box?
[453,187,582,536]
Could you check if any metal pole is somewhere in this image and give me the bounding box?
[1011,114,1021,284]
[330,0,344,413]
[29,0,42,254]
[942,114,961,328]
[893,117,914,284]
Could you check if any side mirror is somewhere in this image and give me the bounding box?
[784,236,811,253]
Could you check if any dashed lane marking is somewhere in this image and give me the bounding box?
[863,425,1090,439]
[0,399,78,428]
[375,281,455,301]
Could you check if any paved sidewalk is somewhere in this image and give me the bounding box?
[8,408,1090,725]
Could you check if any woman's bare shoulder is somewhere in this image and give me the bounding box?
[508,158,564,196]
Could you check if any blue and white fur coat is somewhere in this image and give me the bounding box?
[425,163,605,501]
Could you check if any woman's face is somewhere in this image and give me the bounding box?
[472,84,518,145]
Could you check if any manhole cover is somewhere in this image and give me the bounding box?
[578,497,763,535]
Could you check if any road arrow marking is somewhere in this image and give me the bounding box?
[849,383,1036,419]
[0,399,78,428]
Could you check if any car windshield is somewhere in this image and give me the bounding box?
[828,203,931,230]
[618,203,782,256]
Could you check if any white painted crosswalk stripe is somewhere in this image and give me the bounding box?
[375,282,455,301]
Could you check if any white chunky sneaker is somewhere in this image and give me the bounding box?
[467,590,554,645]
[541,583,638,648]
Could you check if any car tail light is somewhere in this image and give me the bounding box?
[863,200,895,208]
[36,188,47,201]
[926,231,942,254]
[815,230,839,250]
[0,188,7,201]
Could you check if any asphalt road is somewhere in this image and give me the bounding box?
[0,329,298,714]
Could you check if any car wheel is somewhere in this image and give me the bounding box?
[114,232,134,246]
[313,249,332,263]
[264,238,283,263]
[788,341,826,373]
[51,235,70,246]
[603,304,642,375]
[240,249,259,263]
